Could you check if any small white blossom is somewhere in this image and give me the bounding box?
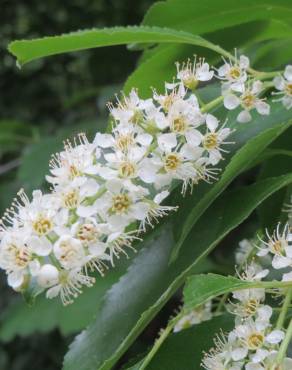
[224,81,270,123]
[273,65,292,109]
[217,53,250,93]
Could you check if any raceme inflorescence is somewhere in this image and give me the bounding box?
[0,53,291,305]
[172,201,292,370]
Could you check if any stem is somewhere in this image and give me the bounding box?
[201,96,224,113]
[254,70,282,80]
[139,312,184,370]
[276,288,292,330]
[273,318,292,369]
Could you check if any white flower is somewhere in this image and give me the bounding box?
[235,239,254,265]
[92,179,150,230]
[0,229,42,289]
[108,89,148,125]
[224,81,270,123]
[166,93,205,142]
[201,114,232,165]
[202,332,239,370]
[257,223,292,270]
[217,53,249,93]
[175,57,214,89]
[174,301,212,332]
[231,318,284,362]
[239,262,269,282]
[54,235,87,269]
[46,268,95,305]
[273,65,292,109]
[46,134,99,187]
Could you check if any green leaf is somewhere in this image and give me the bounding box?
[184,274,255,310]
[0,259,129,342]
[143,0,292,35]
[124,19,283,97]
[63,173,292,370]
[8,26,214,67]
[125,315,234,370]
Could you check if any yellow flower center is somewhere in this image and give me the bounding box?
[270,240,284,255]
[130,110,143,125]
[63,190,79,209]
[59,241,78,264]
[244,299,259,316]
[285,83,292,96]
[242,93,255,109]
[204,133,218,149]
[32,216,53,236]
[12,246,31,267]
[69,165,81,180]
[162,94,175,112]
[164,153,181,172]
[247,332,264,350]
[111,194,132,214]
[77,223,99,244]
[171,117,187,133]
[182,73,198,90]
[116,134,134,152]
[229,66,241,79]
[119,161,136,178]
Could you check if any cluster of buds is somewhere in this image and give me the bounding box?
[202,200,292,370]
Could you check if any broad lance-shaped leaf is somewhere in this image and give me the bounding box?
[63,173,292,370]
[184,274,264,311]
[125,315,234,370]
[8,26,216,66]
[143,0,292,36]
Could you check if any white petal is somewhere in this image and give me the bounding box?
[284,65,292,81]
[273,76,285,90]
[37,264,59,288]
[8,271,24,289]
[77,204,98,218]
[28,236,52,256]
[231,346,248,361]
[131,202,150,220]
[224,94,240,110]
[252,80,263,94]
[180,144,203,160]
[206,114,219,131]
[154,191,169,204]
[266,330,285,344]
[185,129,202,146]
[157,133,177,151]
[46,285,61,299]
[272,255,292,269]
[136,133,153,146]
[237,110,252,123]
[94,133,114,148]
[257,305,272,321]
[255,101,270,115]
[282,271,292,281]
[239,55,250,69]
[218,64,229,77]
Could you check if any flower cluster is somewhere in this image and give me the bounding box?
[0,53,291,306]
[202,211,292,369]
[0,59,233,305]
